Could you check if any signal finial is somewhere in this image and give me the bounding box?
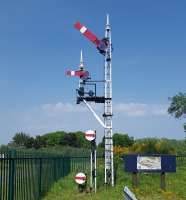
[106,14,110,31]
[106,14,110,25]
[79,50,84,70]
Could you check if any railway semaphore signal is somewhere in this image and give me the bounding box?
[66,50,90,80]
[74,22,108,55]
[67,15,114,186]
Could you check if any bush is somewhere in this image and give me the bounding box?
[130,138,176,154]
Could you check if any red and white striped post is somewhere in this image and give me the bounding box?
[85,130,97,193]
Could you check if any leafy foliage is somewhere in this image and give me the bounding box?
[9,131,90,150]
[11,132,31,147]
[168,92,186,131]
[41,131,66,146]
[7,131,186,155]
[33,135,47,149]
[113,133,134,147]
[130,138,176,154]
[59,133,80,147]
[99,133,134,148]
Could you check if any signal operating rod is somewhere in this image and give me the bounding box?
[83,99,106,128]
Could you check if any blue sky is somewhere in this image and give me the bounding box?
[0,0,185,144]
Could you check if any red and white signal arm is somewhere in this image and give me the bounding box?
[85,130,96,141]
[75,172,86,184]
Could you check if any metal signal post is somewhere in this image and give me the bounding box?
[104,15,114,186]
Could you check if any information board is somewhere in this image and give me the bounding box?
[124,154,176,173]
[137,156,161,171]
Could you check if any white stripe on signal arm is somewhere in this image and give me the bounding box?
[71,71,75,76]
[80,26,87,34]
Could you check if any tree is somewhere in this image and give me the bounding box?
[155,139,175,154]
[59,133,80,147]
[11,132,31,147]
[74,131,90,148]
[130,138,157,154]
[113,133,134,147]
[130,138,175,154]
[33,135,46,149]
[98,136,105,148]
[168,92,186,132]
[24,137,35,148]
[41,131,66,146]
[98,133,134,148]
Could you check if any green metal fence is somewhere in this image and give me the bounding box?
[70,156,90,172]
[1,150,185,200]
[0,150,90,200]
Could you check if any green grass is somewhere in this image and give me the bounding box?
[43,160,186,200]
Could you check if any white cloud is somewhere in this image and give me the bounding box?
[0,101,184,145]
[41,102,88,116]
[41,101,168,117]
[113,102,168,117]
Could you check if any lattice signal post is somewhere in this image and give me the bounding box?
[104,15,114,186]
[67,15,114,186]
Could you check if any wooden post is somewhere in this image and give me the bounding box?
[160,172,166,191]
[132,172,138,188]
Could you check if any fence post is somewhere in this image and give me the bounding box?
[53,158,57,182]
[67,157,71,174]
[8,150,16,200]
[38,158,42,197]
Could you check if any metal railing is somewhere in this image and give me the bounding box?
[0,150,90,200]
[1,150,185,200]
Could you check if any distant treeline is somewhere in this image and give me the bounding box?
[1,131,186,155]
[8,131,90,149]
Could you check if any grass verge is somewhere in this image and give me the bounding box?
[43,160,186,200]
